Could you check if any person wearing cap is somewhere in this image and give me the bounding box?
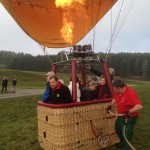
[107,79,143,149]
[42,71,55,103]
[80,81,96,101]
[48,75,72,104]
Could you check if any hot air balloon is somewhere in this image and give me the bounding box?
[1,0,122,150]
[1,0,117,48]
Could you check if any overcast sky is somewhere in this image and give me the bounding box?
[0,0,150,56]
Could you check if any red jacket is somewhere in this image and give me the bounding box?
[95,84,111,99]
[114,86,142,117]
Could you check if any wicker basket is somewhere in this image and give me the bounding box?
[37,100,119,150]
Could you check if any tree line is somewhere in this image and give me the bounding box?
[110,53,150,79]
[0,50,150,80]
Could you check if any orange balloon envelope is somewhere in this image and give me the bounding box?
[1,0,117,48]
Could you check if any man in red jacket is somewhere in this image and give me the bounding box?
[107,79,143,149]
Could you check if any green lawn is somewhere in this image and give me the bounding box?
[0,69,45,90]
[0,95,41,150]
[0,69,71,91]
[0,79,150,150]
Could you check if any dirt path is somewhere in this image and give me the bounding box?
[0,89,44,100]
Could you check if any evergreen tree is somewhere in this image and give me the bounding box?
[1,50,150,79]
[134,58,140,76]
[142,59,148,78]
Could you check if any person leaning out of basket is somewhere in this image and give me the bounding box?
[107,79,143,149]
[95,75,111,99]
[47,75,72,104]
[86,64,114,81]
[80,81,97,101]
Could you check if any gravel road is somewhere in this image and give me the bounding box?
[0,89,44,100]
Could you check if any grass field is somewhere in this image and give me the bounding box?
[0,69,71,91]
[0,69,45,89]
[0,95,41,150]
[0,70,150,149]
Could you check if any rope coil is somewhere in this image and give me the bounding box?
[108,110,136,150]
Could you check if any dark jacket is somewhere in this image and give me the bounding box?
[2,79,8,86]
[47,82,72,104]
[95,84,110,99]
[12,79,17,85]
[80,87,95,101]
[90,67,113,81]
[90,67,102,77]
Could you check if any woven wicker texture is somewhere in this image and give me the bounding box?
[37,102,119,150]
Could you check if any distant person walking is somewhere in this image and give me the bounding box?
[1,77,8,93]
[12,77,17,93]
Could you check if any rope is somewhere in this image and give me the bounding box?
[92,0,94,49]
[108,0,136,50]
[123,119,136,150]
[37,44,52,64]
[98,134,109,147]
[109,0,135,50]
[76,111,110,148]
[105,0,125,56]
[92,0,102,52]
[109,8,113,67]
[105,0,135,60]
[90,121,110,147]
[109,110,136,150]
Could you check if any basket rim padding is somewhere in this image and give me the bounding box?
[37,98,112,109]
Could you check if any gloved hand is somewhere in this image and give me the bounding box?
[123,111,130,118]
[106,105,112,114]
